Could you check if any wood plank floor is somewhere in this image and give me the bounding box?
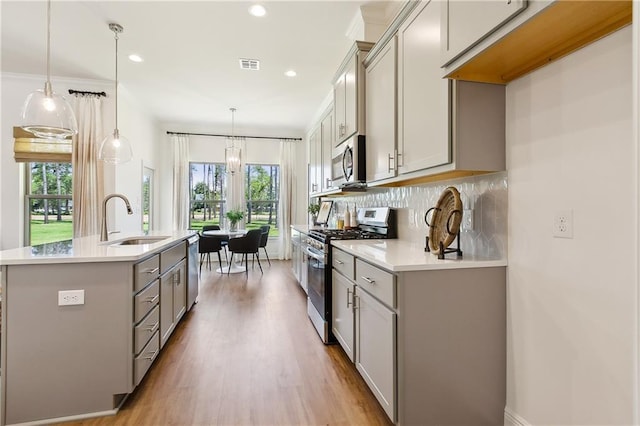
[59,260,391,426]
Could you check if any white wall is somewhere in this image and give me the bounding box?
[506,27,636,425]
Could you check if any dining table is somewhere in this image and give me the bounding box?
[202,229,248,273]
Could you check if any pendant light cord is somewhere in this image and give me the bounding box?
[114,29,119,132]
[109,23,123,136]
[44,0,52,95]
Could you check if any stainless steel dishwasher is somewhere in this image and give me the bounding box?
[186,234,199,310]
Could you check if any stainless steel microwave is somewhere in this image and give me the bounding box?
[331,135,366,187]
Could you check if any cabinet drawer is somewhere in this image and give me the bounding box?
[134,279,159,324]
[134,330,160,386]
[332,248,355,280]
[160,241,186,273]
[134,305,160,356]
[134,254,160,292]
[355,259,395,308]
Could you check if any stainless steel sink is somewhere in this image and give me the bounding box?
[108,236,170,246]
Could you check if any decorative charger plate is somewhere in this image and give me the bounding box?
[427,187,463,254]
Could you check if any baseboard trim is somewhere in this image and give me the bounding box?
[505,407,531,426]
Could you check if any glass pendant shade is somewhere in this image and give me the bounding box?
[99,129,133,165]
[225,145,241,174]
[20,0,78,140]
[99,22,133,165]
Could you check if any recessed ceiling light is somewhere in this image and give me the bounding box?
[249,4,266,17]
[285,70,297,77]
[128,54,143,63]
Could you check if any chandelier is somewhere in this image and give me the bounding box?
[225,107,241,174]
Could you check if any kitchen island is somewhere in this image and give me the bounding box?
[0,230,197,426]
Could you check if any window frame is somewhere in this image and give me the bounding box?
[24,162,73,246]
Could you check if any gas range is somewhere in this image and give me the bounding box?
[304,206,396,345]
[306,207,397,253]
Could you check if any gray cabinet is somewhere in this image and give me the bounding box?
[331,248,396,422]
[441,0,527,67]
[333,41,373,146]
[330,244,506,425]
[309,106,335,195]
[397,0,449,175]
[355,286,396,422]
[160,259,186,348]
[321,108,334,191]
[363,0,505,187]
[332,270,355,362]
[365,36,397,182]
[308,126,321,194]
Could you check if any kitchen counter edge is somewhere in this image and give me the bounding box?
[331,239,507,272]
[0,230,198,265]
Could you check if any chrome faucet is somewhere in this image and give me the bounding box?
[100,193,133,241]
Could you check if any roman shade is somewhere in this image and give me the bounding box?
[13,126,71,163]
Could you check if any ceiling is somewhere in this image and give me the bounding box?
[1,1,389,136]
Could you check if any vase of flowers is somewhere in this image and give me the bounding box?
[225,209,244,231]
[308,203,320,225]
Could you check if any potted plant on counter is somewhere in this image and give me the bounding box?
[225,209,244,231]
[308,203,320,225]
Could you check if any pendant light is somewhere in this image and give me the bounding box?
[20,0,78,140]
[99,23,133,165]
[225,108,241,174]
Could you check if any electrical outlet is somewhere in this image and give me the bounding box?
[462,209,474,231]
[553,209,573,238]
[58,289,85,306]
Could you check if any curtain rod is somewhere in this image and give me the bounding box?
[68,89,107,97]
[166,131,301,141]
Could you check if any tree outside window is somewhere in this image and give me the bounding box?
[245,164,279,237]
[27,162,73,245]
[189,162,226,230]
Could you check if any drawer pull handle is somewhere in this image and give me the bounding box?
[335,260,344,265]
[361,276,375,284]
[146,321,159,333]
[144,267,159,274]
[145,349,159,361]
[145,294,159,304]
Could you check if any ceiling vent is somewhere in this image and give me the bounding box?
[239,58,260,70]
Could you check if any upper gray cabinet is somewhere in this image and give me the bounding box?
[365,36,397,183]
[442,0,631,84]
[397,0,449,175]
[333,41,374,146]
[364,0,506,188]
[441,0,527,67]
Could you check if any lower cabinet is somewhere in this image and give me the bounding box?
[330,246,506,425]
[332,270,355,361]
[160,259,186,347]
[355,286,396,421]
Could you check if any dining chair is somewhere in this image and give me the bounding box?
[202,224,229,263]
[198,235,224,274]
[259,225,271,266]
[227,229,263,275]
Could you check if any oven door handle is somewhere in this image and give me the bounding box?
[305,246,325,262]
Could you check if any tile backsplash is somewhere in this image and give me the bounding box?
[326,172,507,260]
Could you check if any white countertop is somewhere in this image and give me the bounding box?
[0,230,198,265]
[331,239,507,272]
[291,224,313,234]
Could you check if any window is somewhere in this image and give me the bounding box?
[188,162,280,236]
[25,162,73,246]
[245,164,279,237]
[189,162,226,231]
[142,167,154,232]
